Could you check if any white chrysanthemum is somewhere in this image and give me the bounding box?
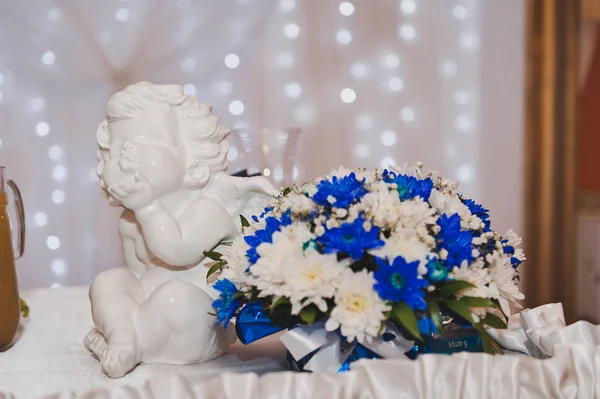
[487,252,524,315]
[325,269,390,343]
[280,221,314,244]
[370,230,433,275]
[301,183,318,197]
[503,229,526,262]
[250,230,302,297]
[220,235,250,285]
[450,259,492,299]
[283,249,347,315]
[428,189,482,230]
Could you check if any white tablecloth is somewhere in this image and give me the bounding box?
[0,286,287,399]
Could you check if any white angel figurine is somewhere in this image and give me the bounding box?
[85,82,277,378]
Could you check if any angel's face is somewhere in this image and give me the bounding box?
[102,109,187,202]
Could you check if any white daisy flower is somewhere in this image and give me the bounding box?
[283,249,348,315]
[486,252,524,315]
[428,189,482,230]
[370,229,433,275]
[325,269,390,343]
[220,235,250,286]
[450,259,492,299]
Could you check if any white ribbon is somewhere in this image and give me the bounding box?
[280,322,414,373]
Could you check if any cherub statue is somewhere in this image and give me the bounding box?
[85,82,277,378]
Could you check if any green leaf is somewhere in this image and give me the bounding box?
[240,215,250,228]
[445,300,475,324]
[439,280,476,298]
[474,324,494,354]
[203,250,223,261]
[206,261,226,279]
[427,300,444,336]
[300,307,317,325]
[457,296,499,309]
[270,297,290,311]
[20,298,29,318]
[232,291,246,300]
[392,302,422,341]
[481,313,508,329]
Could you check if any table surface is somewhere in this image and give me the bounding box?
[0,286,287,399]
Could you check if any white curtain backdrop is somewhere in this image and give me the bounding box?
[0,0,524,289]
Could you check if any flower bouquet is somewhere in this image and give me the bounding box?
[208,163,525,372]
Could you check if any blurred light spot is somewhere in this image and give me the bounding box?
[400,0,416,14]
[228,147,239,161]
[42,51,55,65]
[293,166,299,180]
[340,88,356,103]
[441,60,457,76]
[280,0,295,10]
[353,143,370,158]
[457,164,473,182]
[217,81,233,95]
[383,53,400,69]
[285,82,302,98]
[381,130,397,146]
[278,53,295,68]
[48,145,61,160]
[50,283,63,289]
[400,107,415,122]
[293,104,317,123]
[351,62,368,78]
[52,166,67,181]
[224,53,240,69]
[52,190,65,204]
[455,115,472,131]
[47,8,60,21]
[183,83,196,95]
[453,5,467,20]
[51,259,67,275]
[35,212,48,226]
[31,97,46,111]
[460,32,479,51]
[339,2,355,16]
[453,90,469,105]
[229,100,244,115]
[47,236,60,250]
[380,157,396,169]
[36,122,50,136]
[356,114,373,130]
[388,77,404,92]
[116,8,129,22]
[399,24,416,41]
[263,168,271,177]
[181,57,195,72]
[284,23,300,38]
[336,30,352,45]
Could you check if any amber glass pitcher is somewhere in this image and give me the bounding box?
[0,167,25,348]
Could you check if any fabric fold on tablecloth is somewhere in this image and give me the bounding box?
[40,302,600,399]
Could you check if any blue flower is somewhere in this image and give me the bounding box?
[511,257,522,268]
[212,279,241,329]
[418,316,439,336]
[252,206,274,223]
[311,173,367,208]
[373,256,428,310]
[244,216,284,264]
[317,217,384,259]
[384,172,433,201]
[437,214,473,268]
[425,258,449,282]
[462,197,491,231]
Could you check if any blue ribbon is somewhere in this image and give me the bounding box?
[235,302,284,345]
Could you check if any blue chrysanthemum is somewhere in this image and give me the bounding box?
[425,258,449,282]
[462,197,491,231]
[317,217,384,259]
[383,172,433,201]
[252,206,274,223]
[311,173,367,208]
[212,279,241,329]
[437,213,473,268]
[244,216,287,264]
[373,256,428,310]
